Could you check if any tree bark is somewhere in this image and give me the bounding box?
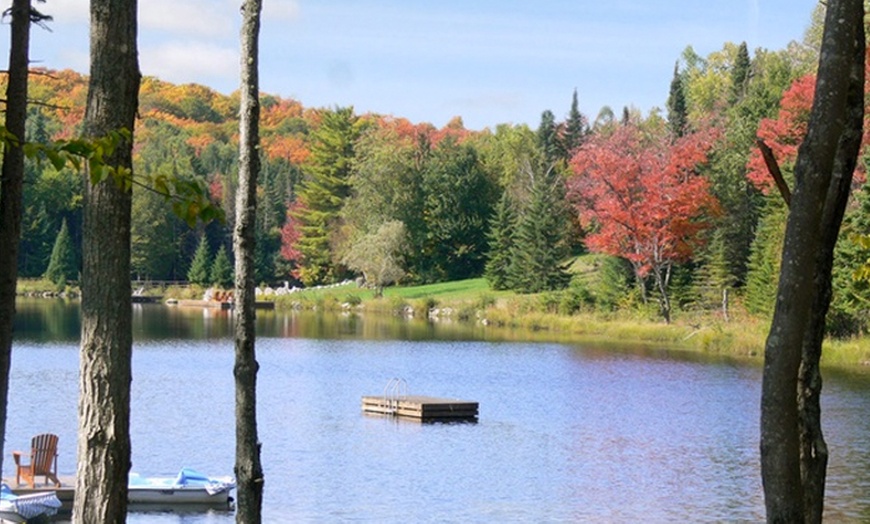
[234,0,265,522]
[74,0,140,522]
[760,1,864,522]
[0,0,33,479]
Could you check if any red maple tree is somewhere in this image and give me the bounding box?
[568,124,719,322]
[746,74,816,193]
[748,68,869,195]
[279,200,306,280]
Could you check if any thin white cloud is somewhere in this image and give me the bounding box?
[139,0,234,38]
[141,42,238,89]
[38,0,87,25]
[264,0,300,22]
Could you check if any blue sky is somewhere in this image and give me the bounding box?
[7,0,820,130]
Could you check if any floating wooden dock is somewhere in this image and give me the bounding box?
[361,395,479,421]
[362,380,477,421]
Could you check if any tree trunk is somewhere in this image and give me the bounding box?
[760,1,864,522]
[652,262,671,324]
[0,0,32,479]
[234,1,265,522]
[75,0,140,522]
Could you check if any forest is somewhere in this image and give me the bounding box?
[8,5,870,336]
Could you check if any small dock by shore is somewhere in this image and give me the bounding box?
[131,295,163,304]
[168,299,275,310]
[6,475,75,510]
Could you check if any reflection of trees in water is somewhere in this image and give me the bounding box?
[14,298,81,342]
[16,301,762,348]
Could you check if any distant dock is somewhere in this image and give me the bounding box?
[362,395,478,421]
[169,299,275,310]
[131,295,163,304]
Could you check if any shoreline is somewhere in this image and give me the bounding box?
[14,280,870,371]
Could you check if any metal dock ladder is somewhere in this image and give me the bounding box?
[382,377,408,414]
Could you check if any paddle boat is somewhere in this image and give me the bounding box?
[0,484,61,523]
[127,468,235,507]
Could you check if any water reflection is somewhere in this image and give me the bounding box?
[8,299,870,522]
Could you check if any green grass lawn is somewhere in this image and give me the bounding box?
[274,277,511,305]
[382,278,506,301]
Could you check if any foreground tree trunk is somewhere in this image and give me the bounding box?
[234,0,265,521]
[0,0,33,479]
[74,0,140,522]
[760,1,864,522]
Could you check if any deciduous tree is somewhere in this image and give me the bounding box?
[75,0,141,520]
[568,124,718,323]
[760,1,864,521]
[342,220,408,296]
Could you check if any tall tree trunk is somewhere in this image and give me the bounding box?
[759,1,864,522]
[0,0,32,479]
[234,0,265,521]
[74,0,140,522]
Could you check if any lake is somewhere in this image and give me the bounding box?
[9,299,870,522]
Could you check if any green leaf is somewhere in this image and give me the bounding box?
[89,161,110,184]
[154,175,170,197]
[22,142,40,159]
[46,149,66,171]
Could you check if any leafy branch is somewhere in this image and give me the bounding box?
[1,124,224,226]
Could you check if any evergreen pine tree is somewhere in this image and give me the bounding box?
[292,106,362,286]
[508,165,571,293]
[420,140,496,282]
[621,106,631,126]
[536,110,560,165]
[666,62,688,138]
[44,218,77,289]
[730,42,751,104]
[484,191,518,290]
[210,244,233,288]
[744,199,787,315]
[592,255,635,310]
[187,235,212,286]
[563,89,587,155]
[690,230,736,316]
[829,182,870,336]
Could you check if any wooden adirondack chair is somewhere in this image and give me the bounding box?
[12,433,61,488]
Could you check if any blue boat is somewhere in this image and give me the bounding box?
[127,468,235,507]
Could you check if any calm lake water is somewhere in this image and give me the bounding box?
[8,298,870,522]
